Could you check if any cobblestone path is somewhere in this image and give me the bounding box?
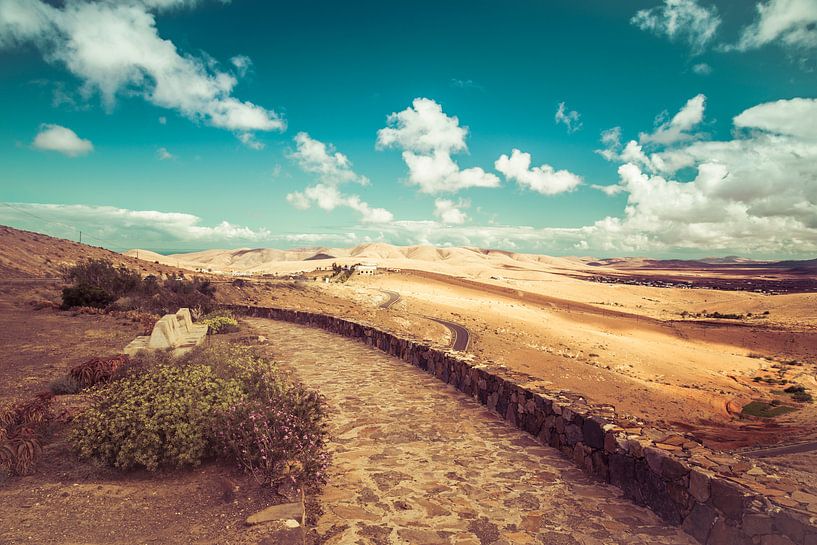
[247,318,696,545]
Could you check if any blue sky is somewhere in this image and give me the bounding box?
[1,0,816,257]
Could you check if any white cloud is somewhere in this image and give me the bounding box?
[554,102,582,133]
[238,132,264,150]
[0,0,284,146]
[591,184,625,196]
[734,0,817,50]
[32,124,93,156]
[588,95,817,254]
[377,98,500,193]
[692,62,712,74]
[230,54,252,77]
[377,97,467,154]
[433,199,469,224]
[156,147,174,160]
[734,97,817,139]
[495,149,582,195]
[450,78,483,91]
[290,132,368,185]
[287,133,392,224]
[158,116,167,125]
[639,94,706,145]
[0,202,270,247]
[631,0,721,53]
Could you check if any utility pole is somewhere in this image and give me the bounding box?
[79,230,82,244]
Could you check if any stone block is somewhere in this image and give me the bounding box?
[707,519,746,545]
[760,536,796,545]
[682,503,716,544]
[564,423,583,446]
[742,513,773,536]
[582,417,605,450]
[710,479,749,522]
[773,510,806,543]
[689,467,712,503]
[246,502,304,525]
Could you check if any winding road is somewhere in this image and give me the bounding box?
[743,441,817,458]
[377,289,471,352]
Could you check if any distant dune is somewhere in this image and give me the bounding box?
[124,242,593,276]
[122,242,817,282]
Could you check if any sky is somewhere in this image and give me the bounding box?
[0,0,816,258]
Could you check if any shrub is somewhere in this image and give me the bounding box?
[215,382,330,490]
[61,284,115,309]
[49,375,82,395]
[201,315,239,334]
[71,365,244,471]
[69,343,331,491]
[0,393,54,476]
[63,259,142,298]
[70,355,130,389]
[61,259,217,315]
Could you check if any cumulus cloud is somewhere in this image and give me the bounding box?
[640,94,706,145]
[287,133,392,224]
[433,199,469,224]
[0,0,284,146]
[32,124,93,156]
[631,0,721,53]
[733,97,817,139]
[290,132,368,186]
[589,95,817,254]
[734,0,817,51]
[377,98,500,193]
[495,149,582,195]
[554,102,582,133]
[156,146,173,160]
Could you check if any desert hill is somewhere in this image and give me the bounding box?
[0,225,174,278]
[124,242,593,277]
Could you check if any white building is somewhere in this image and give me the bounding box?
[354,264,377,276]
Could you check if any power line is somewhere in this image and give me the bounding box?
[0,201,132,252]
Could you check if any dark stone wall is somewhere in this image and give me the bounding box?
[229,305,817,545]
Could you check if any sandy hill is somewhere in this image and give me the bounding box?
[0,225,174,278]
[122,242,600,279]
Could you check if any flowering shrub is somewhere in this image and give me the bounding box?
[71,365,244,470]
[215,382,330,491]
[200,315,239,334]
[69,343,331,491]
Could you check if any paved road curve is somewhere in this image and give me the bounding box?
[428,316,471,352]
[377,289,472,352]
[377,290,401,310]
[744,441,817,458]
[248,318,696,545]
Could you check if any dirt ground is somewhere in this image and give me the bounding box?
[251,269,815,455]
[0,285,292,545]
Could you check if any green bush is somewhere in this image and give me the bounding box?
[200,315,239,334]
[61,259,218,314]
[63,259,141,299]
[61,284,116,309]
[70,343,331,491]
[71,364,244,470]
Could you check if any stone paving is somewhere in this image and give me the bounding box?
[248,318,697,545]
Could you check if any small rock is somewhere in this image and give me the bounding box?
[246,502,304,526]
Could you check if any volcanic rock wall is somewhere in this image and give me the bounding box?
[229,304,817,545]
